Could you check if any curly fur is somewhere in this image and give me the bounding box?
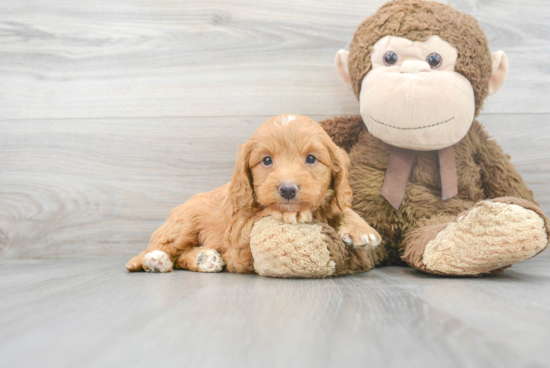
[126,114,362,274]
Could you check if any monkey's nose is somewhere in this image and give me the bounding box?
[278,183,299,200]
[400,60,430,74]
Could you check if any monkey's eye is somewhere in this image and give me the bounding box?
[306,155,317,164]
[427,53,442,68]
[383,51,398,66]
[262,157,273,166]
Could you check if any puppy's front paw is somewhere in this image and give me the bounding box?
[338,226,382,249]
[196,249,225,273]
[271,210,313,224]
[142,250,173,273]
[296,210,313,223]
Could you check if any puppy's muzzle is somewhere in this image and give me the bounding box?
[278,183,299,200]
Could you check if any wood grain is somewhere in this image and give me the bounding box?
[1,114,549,259]
[1,256,549,368]
[0,0,548,120]
[1,2,549,366]
[0,0,549,259]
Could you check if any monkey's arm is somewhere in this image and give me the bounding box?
[318,115,366,152]
[472,122,535,202]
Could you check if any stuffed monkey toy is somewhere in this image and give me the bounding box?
[251,0,549,277]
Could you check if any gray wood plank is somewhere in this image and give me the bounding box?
[0,114,548,258]
[0,0,548,120]
[0,256,549,368]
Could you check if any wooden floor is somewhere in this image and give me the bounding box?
[1,0,550,367]
[1,255,550,368]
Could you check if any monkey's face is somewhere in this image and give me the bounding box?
[359,35,475,151]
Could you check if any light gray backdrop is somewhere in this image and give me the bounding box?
[1,0,549,259]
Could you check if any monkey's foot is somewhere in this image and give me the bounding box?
[422,198,548,275]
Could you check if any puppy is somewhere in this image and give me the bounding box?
[126,114,381,274]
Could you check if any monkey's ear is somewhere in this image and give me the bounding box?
[335,50,353,90]
[488,51,508,95]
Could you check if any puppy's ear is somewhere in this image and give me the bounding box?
[228,143,255,214]
[328,140,353,210]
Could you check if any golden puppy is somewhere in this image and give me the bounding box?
[126,114,381,274]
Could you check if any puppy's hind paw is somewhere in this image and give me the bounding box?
[142,250,173,273]
[196,249,225,273]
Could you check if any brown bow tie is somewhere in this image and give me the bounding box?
[381,145,458,210]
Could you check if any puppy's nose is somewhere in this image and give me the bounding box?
[278,183,298,200]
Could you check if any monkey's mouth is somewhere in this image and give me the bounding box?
[368,116,455,130]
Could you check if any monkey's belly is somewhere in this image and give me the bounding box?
[348,161,477,264]
[346,126,486,263]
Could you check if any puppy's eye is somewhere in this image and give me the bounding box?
[262,157,272,166]
[426,53,442,68]
[383,51,398,66]
[306,155,317,164]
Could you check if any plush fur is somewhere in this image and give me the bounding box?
[319,115,549,274]
[421,200,547,275]
[126,114,381,274]
[317,0,550,276]
[250,216,381,278]
[348,0,492,116]
[250,217,339,278]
